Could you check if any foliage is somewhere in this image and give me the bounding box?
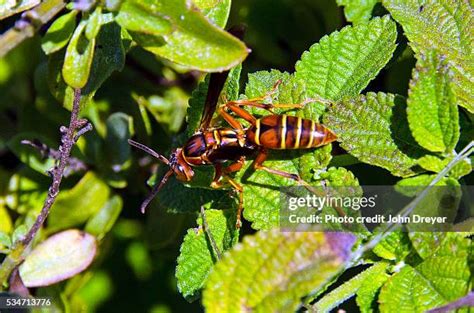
[407,51,459,153]
[325,92,425,177]
[203,231,356,312]
[0,0,472,312]
[176,209,239,300]
[19,229,97,287]
[383,0,473,113]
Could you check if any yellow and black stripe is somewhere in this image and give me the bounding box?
[247,115,337,149]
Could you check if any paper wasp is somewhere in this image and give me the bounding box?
[129,28,337,227]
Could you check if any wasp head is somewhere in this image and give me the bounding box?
[168,148,194,182]
[128,139,196,213]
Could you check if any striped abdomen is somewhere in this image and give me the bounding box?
[246,115,337,149]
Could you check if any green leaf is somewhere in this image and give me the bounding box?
[6,133,56,176]
[11,224,28,244]
[104,113,132,166]
[193,0,219,9]
[410,181,461,232]
[157,176,226,213]
[238,156,297,230]
[62,20,96,88]
[0,231,11,249]
[395,174,437,193]
[448,159,472,179]
[383,0,474,113]
[417,155,446,172]
[222,63,242,103]
[6,169,47,214]
[82,21,126,97]
[19,230,97,287]
[176,209,239,300]
[418,155,472,179]
[203,231,356,312]
[115,0,174,36]
[244,70,321,117]
[407,52,459,153]
[408,232,447,260]
[125,241,152,280]
[85,195,123,240]
[48,172,110,232]
[324,92,425,177]
[394,176,461,233]
[85,7,102,40]
[336,0,378,23]
[395,174,458,197]
[295,16,397,101]
[318,167,360,187]
[310,167,368,232]
[0,204,12,234]
[131,0,248,71]
[313,262,390,312]
[199,0,231,28]
[51,21,126,108]
[372,231,411,261]
[41,10,78,55]
[356,263,391,313]
[379,234,471,312]
[134,87,189,134]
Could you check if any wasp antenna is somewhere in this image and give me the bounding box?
[128,139,169,165]
[140,169,174,214]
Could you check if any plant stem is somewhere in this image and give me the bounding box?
[0,89,88,290]
[303,141,474,308]
[200,206,222,260]
[21,139,88,176]
[0,0,66,58]
[312,262,390,312]
[352,140,474,259]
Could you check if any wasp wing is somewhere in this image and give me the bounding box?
[198,26,246,131]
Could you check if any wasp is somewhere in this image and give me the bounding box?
[129,29,337,227]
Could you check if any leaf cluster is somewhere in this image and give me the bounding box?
[0,0,472,312]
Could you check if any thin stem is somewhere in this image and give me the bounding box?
[352,140,474,260]
[303,141,474,308]
[21,139,88,176]
[200,206,222,260]
[0,88,88,290]
[0,0,65,58]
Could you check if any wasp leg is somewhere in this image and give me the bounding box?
[218,105,255,130]
[221,97,309,121]
[229,79,282,105]
[225,100,305,113]
[253,149,347,218]
[253,149,309,185]
[210,158,246,228]
[211,164,223,188]
[219,176,244,228]
[224,156,246,173]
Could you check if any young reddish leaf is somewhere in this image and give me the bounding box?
[19,230,97,287]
